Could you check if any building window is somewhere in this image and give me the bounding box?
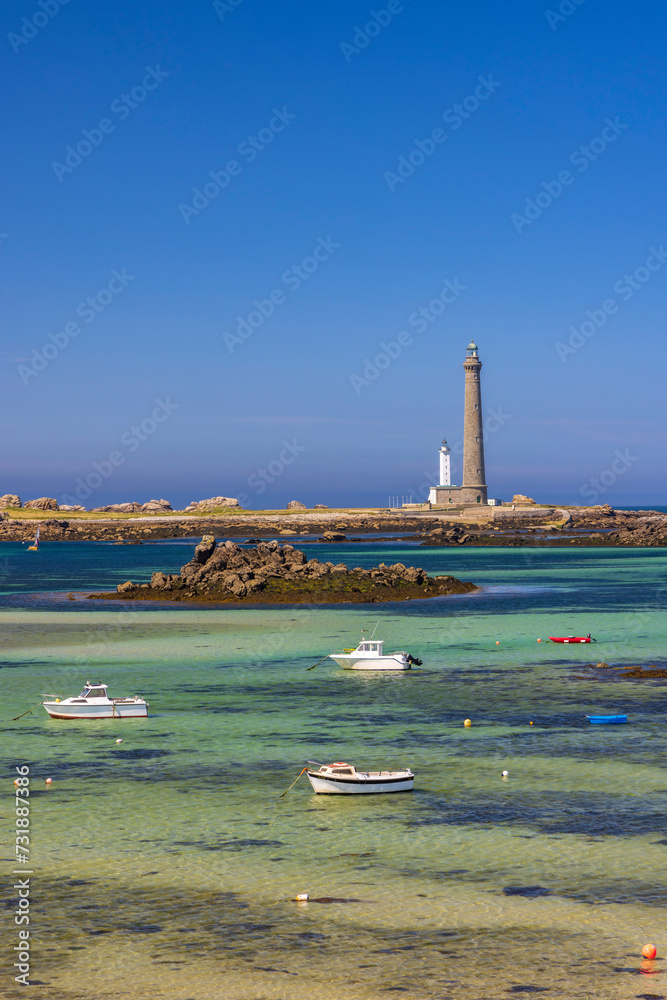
[476,496,480,503]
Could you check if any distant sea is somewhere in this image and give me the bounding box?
[616,505,667,512]
[2,541,667,999]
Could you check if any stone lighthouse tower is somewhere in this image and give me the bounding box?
[460,341,487,504]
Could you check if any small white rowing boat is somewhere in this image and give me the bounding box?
[306,761,414,794]
[43,682,148,719]
[328,639,422,671]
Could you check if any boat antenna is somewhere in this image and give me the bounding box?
[370,620,381,639]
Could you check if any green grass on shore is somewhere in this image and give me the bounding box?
[1,506,389,521]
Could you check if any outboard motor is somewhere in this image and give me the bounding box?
[407,654,423,666]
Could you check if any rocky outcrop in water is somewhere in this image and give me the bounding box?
[594,516,667,547]
[96,537,477,604]
[420,524,472,546]
[581,660,667,679]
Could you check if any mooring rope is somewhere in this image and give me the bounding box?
[279,767,308,798]
[11,701,44,722]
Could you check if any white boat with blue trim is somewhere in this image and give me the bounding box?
[306,761,414,794]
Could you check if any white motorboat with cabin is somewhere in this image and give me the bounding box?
[306,761,414,794]
[328,638,422,671]
[43,682,148,719]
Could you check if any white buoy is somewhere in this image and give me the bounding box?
[501,770,509,777]
[115,738,123,744]
[295,892,309,901]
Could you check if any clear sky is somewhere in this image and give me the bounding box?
[2,0,665,510]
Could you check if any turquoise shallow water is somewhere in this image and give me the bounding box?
[2,542,667,999]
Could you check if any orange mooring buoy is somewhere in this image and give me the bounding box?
[642,944,658,960]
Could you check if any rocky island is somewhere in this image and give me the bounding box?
[90,536,477,604]
[0,493,664,547]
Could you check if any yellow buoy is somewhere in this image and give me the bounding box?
[464,718,472,728]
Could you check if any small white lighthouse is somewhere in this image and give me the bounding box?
[438,439,451,487]
[428,439,451,503]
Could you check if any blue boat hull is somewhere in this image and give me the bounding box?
[586,715,627,724]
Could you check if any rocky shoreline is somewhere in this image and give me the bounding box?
[89,537,477,605]
[0,500,664,546]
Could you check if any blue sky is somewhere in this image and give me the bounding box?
[2,0,665,509]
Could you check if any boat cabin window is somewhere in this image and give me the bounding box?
[84,687,106,698]
[332,767,353,774]
[359,642,381,651]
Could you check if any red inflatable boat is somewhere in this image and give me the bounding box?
[548,635,595,644]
